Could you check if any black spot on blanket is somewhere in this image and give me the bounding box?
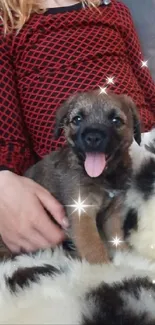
[134,158,155,200]
[123,208,138,238]
[145,137,155,155]
[6,264,60,292]
[82,277,155,325]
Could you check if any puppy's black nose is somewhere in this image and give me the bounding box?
[82,128,108,151]
[84,132,102,147]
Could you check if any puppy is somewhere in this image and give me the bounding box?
[25,90,141,263]
[123,128,155,260]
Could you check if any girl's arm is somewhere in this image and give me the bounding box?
[0,31,36,174]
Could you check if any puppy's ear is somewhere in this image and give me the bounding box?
[54,101,69,139]
[124,95,141,145]
[54,93,79,139]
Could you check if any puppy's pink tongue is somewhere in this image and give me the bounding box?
[84,153,106,177]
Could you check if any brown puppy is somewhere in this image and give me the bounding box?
[25,90,141,263]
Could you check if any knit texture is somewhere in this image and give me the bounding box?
[0,0,155,174]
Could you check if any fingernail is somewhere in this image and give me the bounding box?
[62,217,69,229]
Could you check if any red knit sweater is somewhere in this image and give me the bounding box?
[0,0,155,175]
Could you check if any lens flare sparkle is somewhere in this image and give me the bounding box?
[66,193,95,219]
[109,235,124,248]
[106,76,115,84]
[99,86,108,94]
[141,60,148,68]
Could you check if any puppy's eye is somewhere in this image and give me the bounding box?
[111,116,124,128]
[71,114,83,126]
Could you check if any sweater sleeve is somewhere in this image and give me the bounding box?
[0,31,36,175]
[117,3,155,108]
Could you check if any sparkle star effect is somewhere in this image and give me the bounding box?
[109,235,124,248]
[99,86,108,94]
[66,194,95,219]
[106,76,115,84]
[141,60,148,68]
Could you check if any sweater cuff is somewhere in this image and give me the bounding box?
[0,142,36,175]
[0,166,14,172]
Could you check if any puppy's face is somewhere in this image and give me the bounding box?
[55,91,141,177]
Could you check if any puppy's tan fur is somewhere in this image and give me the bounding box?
[25,90,141,263]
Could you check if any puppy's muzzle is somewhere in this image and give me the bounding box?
[81,127,109,152]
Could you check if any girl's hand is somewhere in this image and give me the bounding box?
[0,171,67,253]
